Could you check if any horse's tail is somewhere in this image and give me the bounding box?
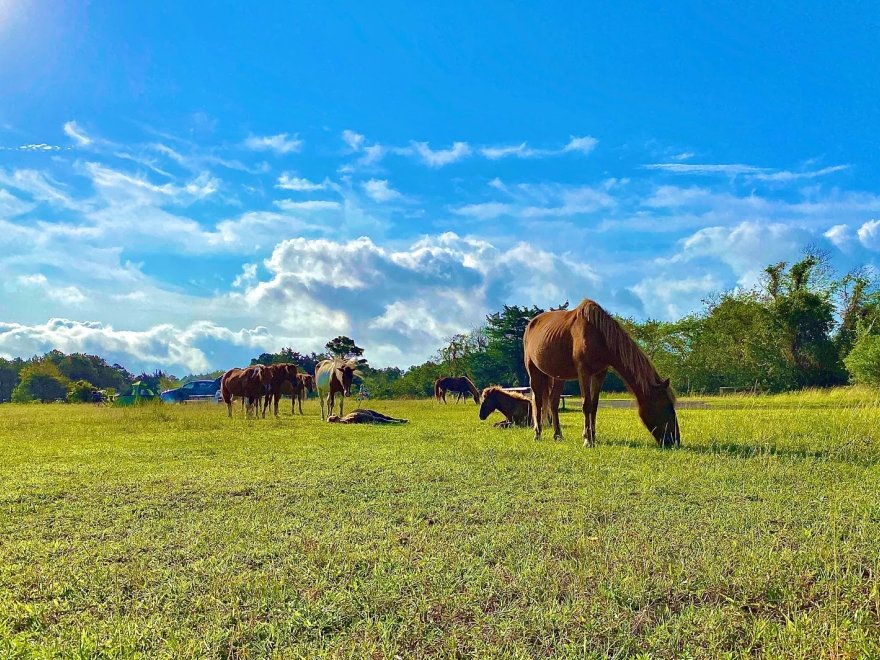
[433,378,442,401]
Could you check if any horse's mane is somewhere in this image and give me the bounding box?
[327,358,364,378]
[578,299,674,401]
[481,385,530,402]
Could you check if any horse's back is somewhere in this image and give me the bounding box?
[314,361,333,392]
[524,308,579,374]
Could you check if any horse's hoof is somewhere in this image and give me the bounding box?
[554,435,564,442]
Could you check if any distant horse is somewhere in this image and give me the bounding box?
[259,363,299,418]
[523,298,680,447]
[221,365,271,418]
[433,376,480,404]
[275,373,315,415]
[315,358,363,420]
[478,386,532,428]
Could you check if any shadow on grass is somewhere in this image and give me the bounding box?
[595,435,878,466]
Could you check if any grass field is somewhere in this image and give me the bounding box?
[1,390,879,658]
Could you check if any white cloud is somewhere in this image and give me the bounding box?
[63,121,92,147]
[631,274,723,319]
[644,163,770,176]
[85,163,219,203]
[276,174,329,191]
[562,135,599,155]
[750,164,849,182]
[17,273,86,305]
[0,319,278,374]
[0,189,35,217]
[480,143,540,159]
[857,220,880,251]
[273,199,341,212]
[453,202,515,219]
[410,141,471,167]
[825,224,854,250]
[452,183,614,219]
[243,133,303,155]
[361,179,402,203]
[16,143,61,152]
[644,162,848,182]
[671,220,814,287]
[341,129,366,151]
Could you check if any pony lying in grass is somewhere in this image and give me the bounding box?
[326,409,408,424]
[479,386,532,428]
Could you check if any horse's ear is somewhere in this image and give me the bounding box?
[661,378,670,389]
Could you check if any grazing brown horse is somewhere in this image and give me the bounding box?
[523,298,680,447]
[275,373,315,415]
[433,376,480,404]
[314,358,362,420]
[221,365,271,418]
[479,386,532,428]
[259,363,299,418]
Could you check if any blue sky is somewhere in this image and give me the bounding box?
[1,1,879,373]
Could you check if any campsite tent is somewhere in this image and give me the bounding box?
[115,381,160,406]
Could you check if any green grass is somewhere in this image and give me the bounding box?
[1,391,879,658]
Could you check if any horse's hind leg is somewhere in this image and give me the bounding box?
[550,378,565,441]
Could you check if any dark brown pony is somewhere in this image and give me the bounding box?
[221,365,271,418]
[259,363,299,418]
[523,298,680,447]
[478,386,532,428]
[433,376,480,404]
[315,358,362,420]
[275,373,315,415]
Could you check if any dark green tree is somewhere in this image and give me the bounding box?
[324,336,365,360]
[12,362,69,403]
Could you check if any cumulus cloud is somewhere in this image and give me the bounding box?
[0,319,278,374]
[631,273,723,319]
[361,178,402,202]
[243,133,303,154]
[670,220,815,287]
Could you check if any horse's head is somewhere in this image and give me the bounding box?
[335,360,361,397]
[302,374,315,393]
[478,388,495,420]
[638,378,680,448]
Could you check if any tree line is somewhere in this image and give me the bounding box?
[5,253,880,403]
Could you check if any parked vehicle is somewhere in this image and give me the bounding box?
[160,378,221,403]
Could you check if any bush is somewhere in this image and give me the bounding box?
[844,333,880,386]
[67,380,95,403]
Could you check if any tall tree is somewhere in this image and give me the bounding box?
[324,336,365,360]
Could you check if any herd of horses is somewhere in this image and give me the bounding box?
[220,358,361,420]
[220,298,681,448]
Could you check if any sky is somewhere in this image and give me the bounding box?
[1,1,879,374]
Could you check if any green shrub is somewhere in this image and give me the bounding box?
[844,332,880,386]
